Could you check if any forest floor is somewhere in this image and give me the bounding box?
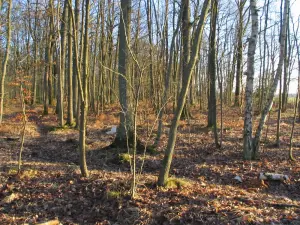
[0,101,300,225]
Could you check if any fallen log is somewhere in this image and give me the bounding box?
[259,172,289,181]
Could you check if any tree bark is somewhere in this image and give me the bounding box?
[79,0,90,177]
[114,0,134,146]
[243,0,259,160]
[207,0,219,147]
[0,0,12,123]
[252,0,289,158]
[158,0,210,186]
[67,4,74,126]
[234,0,246,107]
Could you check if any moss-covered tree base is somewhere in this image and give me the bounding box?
[104,135,157,155]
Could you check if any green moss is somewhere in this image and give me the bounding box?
[21,169,39,179]
[48,124,73,132]
[165,177,191,189]
[8,167,18,175]
[119,153,131,163]
[107,191,121,199]
[8,168,38,179]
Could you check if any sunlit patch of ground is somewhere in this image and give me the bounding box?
[0,103,299,224]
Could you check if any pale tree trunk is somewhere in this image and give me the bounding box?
[0,0,12,123]
[158,0,210,186]
[244,0,289,160]
[252,0,289,157]
[243,0,259,160]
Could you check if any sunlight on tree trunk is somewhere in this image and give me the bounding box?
[0,0,12,123]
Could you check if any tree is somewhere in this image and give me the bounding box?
[0,0,12,123]
[58,0,68,127]
[158,0,210,186]
[114,0,134,146]
[72,0,79,123]
[234,0,246,107]
[77,0,90,177]
[207,0,219,148]
[67,1,74,126]
[243,0,259,160]
[243,0,289,160]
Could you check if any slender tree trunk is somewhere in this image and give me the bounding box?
[67,5,74,126]
[158,0,210,186]
[72,0,79,123]
[90,2,101,112]
[234,0,246,107]
[282,7,290,112]
[0,0,12,123]
[155,9,182,146]
[31,0,39,106]
[146,0,154,104]
[79,0,90,177]
[207,0,219,147]
[289,18,300,160]
[58,0,68,127]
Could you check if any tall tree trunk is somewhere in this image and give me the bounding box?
[72,0,79,123]
[282,7,290,112]
[207,0,216,126]
[180,0,192,121]
[155,9,182,146]
[207,0,219,147]
[234,0,245,107]
[243,0,259,160]
[58,0,68,127]
[114,0,134,145]
[67,4,74,126]
[79,0,90,177]
[252,0,289,157]
[0,0,12,123]
[244,0,289,160]
[146,0,154,104]
[158,0,210,186]
[289,17,300,160]
[31,0,39,106]
[90,2,101,113]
